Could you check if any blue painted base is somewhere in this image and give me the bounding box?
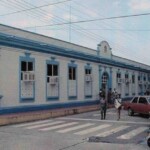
[0,100,99,115]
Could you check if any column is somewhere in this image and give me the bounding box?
[99,65,102,90]
[108,67,112,89]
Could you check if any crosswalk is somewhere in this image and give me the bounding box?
[74,124,111,135]
[12,119,148,141]
[117,127,148,140]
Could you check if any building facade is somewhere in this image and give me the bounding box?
[0,24,150,116]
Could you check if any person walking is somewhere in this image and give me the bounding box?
[112,88,117,104]
[100,94,107,120]
[107,88,112,104]
[114,94,122,120]
[99,88,104,99]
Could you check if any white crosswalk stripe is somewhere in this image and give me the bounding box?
[26,121,65,129]
[96,125,129,137]
[74,124,111,135]
[12,120,148,141]
[57,123,94,133]
[12,120,52,127]
[117,127,147,139]
[39,122,79,131]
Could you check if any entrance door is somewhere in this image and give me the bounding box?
[101,72,109,99]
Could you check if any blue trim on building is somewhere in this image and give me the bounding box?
[125,93,129,96]
[68,96,77,100]
[68,62,77,68]
[85,95,92,98]
[46,59,59,65]
[109,68,112,89]
[99,66,102,90]
[85,64,92,70]
[20,98,35,101]
[47,96,59,100]
[0,100,99,115]
[0,32,150,73]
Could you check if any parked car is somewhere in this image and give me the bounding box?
[123,96,150,117]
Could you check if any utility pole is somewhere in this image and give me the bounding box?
[69,1,71,43]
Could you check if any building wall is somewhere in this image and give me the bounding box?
[1,47,21,107]
[0,24,150,113]
[0,46,99,108]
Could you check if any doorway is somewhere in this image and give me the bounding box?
[101,72,109,99]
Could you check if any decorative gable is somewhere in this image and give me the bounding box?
[97,41,112,59]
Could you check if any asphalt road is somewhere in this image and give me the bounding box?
[0,108,149,150]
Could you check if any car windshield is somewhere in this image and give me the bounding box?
[147,97,150,103]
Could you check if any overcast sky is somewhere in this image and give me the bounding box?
[0,0,150,65]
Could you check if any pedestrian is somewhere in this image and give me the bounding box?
[107,88,112,104]
[100,94,107,120]
[114,94,122,120]
[99,88,104,99]
[112,88,117,104]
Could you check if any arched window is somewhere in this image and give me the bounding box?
[102,72,108,83]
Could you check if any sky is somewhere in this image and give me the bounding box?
[0,0,150,65]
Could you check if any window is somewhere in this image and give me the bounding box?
[21,61,33,71]
[125,74,128,79]
[53,65,58,76]
[102,72,108,83]
[139,97,148,104]
[47,64,58,76]
[147,98,150,103]
[138,76,141,81]
[69,67,76,80]
[132,97,138,103]
[117,73,121,78]
[85,69,91,75]
[148,75,150,82]
[132,75,135,83]
[20,57,35,101]
[21,61,33,80]
[47,64,58,82]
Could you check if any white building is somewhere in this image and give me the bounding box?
[0,24,150,116]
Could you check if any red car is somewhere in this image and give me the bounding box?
[123,96,150,117]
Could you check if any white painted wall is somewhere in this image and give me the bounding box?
[0,46,101,107]
[1,47,20,107]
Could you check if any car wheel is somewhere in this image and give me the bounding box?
[147,136,150,147]
[128,108,134,116]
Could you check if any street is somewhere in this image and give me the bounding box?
[0,108,149,150]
